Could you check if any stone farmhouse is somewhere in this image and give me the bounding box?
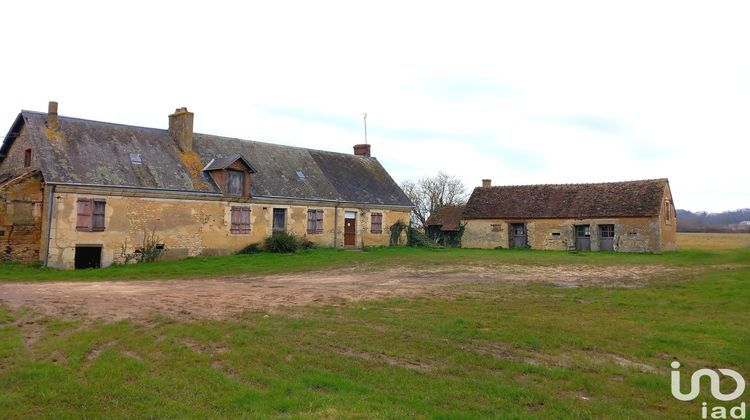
[428,178,676,252]
[0,102,412,269]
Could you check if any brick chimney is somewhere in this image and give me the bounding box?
[482,179,491,187]
[168,107,194,152]
[353,143,371,157]
[47,101,59,130]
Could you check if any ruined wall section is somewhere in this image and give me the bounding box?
[0,173,44,261]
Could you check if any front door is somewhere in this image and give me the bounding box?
[575,225,591,251]
[344,211,356,246]
[599,224,615,251]
[510,223,527,248]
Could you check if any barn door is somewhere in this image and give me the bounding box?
[575,225,591,251]
[344,211,356,246]
[599,224,615,251]
[510,223,527,248]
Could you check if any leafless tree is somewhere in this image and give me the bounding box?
[400,172,468,227]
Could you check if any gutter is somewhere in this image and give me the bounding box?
[43,184,55,267]
[333,201,341,249]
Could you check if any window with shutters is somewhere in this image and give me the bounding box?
[307,209,324,234]
[230,207,251,234]
[227,170,244,196]
[371,212,383,234]
[77,198,106,232]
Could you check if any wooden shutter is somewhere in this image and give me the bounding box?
[227,170,244,196]
[307,210,316,233]
[92,200,106,231]
[231,207,251,234]
[76,199,93,231]
[316,210,324,233]
[371,213,383,233]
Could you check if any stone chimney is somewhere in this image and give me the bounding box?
[353,143,371,157]
[168,107,194,152]
[47,101,59,130]
[482,179,492,188]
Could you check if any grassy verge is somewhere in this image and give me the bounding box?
[1,247,749,282]
[1,266,748,417]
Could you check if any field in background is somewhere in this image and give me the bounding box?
[677,232,750,249]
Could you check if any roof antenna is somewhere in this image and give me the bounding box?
[362,113,368,144]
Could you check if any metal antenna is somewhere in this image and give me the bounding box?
[362,113,368,144]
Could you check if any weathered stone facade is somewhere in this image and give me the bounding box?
[461,179,677,252]
[44,188,408,269]
[0,103,413,268]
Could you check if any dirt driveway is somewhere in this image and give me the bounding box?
[0,264,685,322]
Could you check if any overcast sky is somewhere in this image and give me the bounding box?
[1,1,748,212]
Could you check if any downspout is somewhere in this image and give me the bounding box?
[333,201,340,249]
[43,184,56,267]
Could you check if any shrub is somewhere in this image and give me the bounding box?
[237,243,262,255]
[300,239,315,250]
[264,232,300,253]
[407,226,440,248]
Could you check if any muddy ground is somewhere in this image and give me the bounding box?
[0,264,687,322]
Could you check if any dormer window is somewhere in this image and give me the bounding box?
[227,170,244,196]
[202,154,256,198]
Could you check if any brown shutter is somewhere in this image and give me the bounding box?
[316,210,324,233]
[76,199,93,231]
[92,199,106,231]
[231,207,251,234]
[307,210,315,233]
[371,213,383,233]
[241,208,251,234]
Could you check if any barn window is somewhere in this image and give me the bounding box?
[76,198,106,232]
[665,200,671,224]
[600,224,615,238]
[230,207,251,234]
[273,208,286,232]
[307,209,324,233]
[24,149,32,167]
[227,170,244,196]
[371,212,383,234]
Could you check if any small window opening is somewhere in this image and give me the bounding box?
[24,149,32,167]
[129,153,142,165]
[551,232,561,237]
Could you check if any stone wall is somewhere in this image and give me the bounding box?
[0,125,39,177]
[0,173,44,261]
[462,216,663,252]
[46,189,410,268]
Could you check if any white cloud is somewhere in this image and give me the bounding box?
[0,0,748,211]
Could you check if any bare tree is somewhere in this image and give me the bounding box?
[400,172,468,227]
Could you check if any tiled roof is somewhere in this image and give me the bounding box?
[425,205,466,231]
[463,179,669,219]
[3,111,412,206]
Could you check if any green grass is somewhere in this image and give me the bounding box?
[1,248,749,417]
[1,247,749,281]
[1,265,749,417]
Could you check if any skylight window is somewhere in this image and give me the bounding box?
[129,153,142,165]
[296,170,305,180]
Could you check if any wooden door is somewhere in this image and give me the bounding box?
[599,224,614,251]
[510,223,527,248]
[575,225,591,251]
[344,214,356,246]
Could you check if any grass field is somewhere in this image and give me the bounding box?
[677,232,750,250]
[1,248,749,417]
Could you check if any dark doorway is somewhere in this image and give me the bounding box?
[575,225,591,251]
[75,246,102,269]
[599,224,615,251]
[344,212,356,246]
[272,208,286,232]
[509,223,527,248]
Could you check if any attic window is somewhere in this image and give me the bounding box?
[129,153,142,165]
[296,170,306,180]
[24,149,32,167]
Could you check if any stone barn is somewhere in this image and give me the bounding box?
[461,178,676,252]
[0,102,412,269]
